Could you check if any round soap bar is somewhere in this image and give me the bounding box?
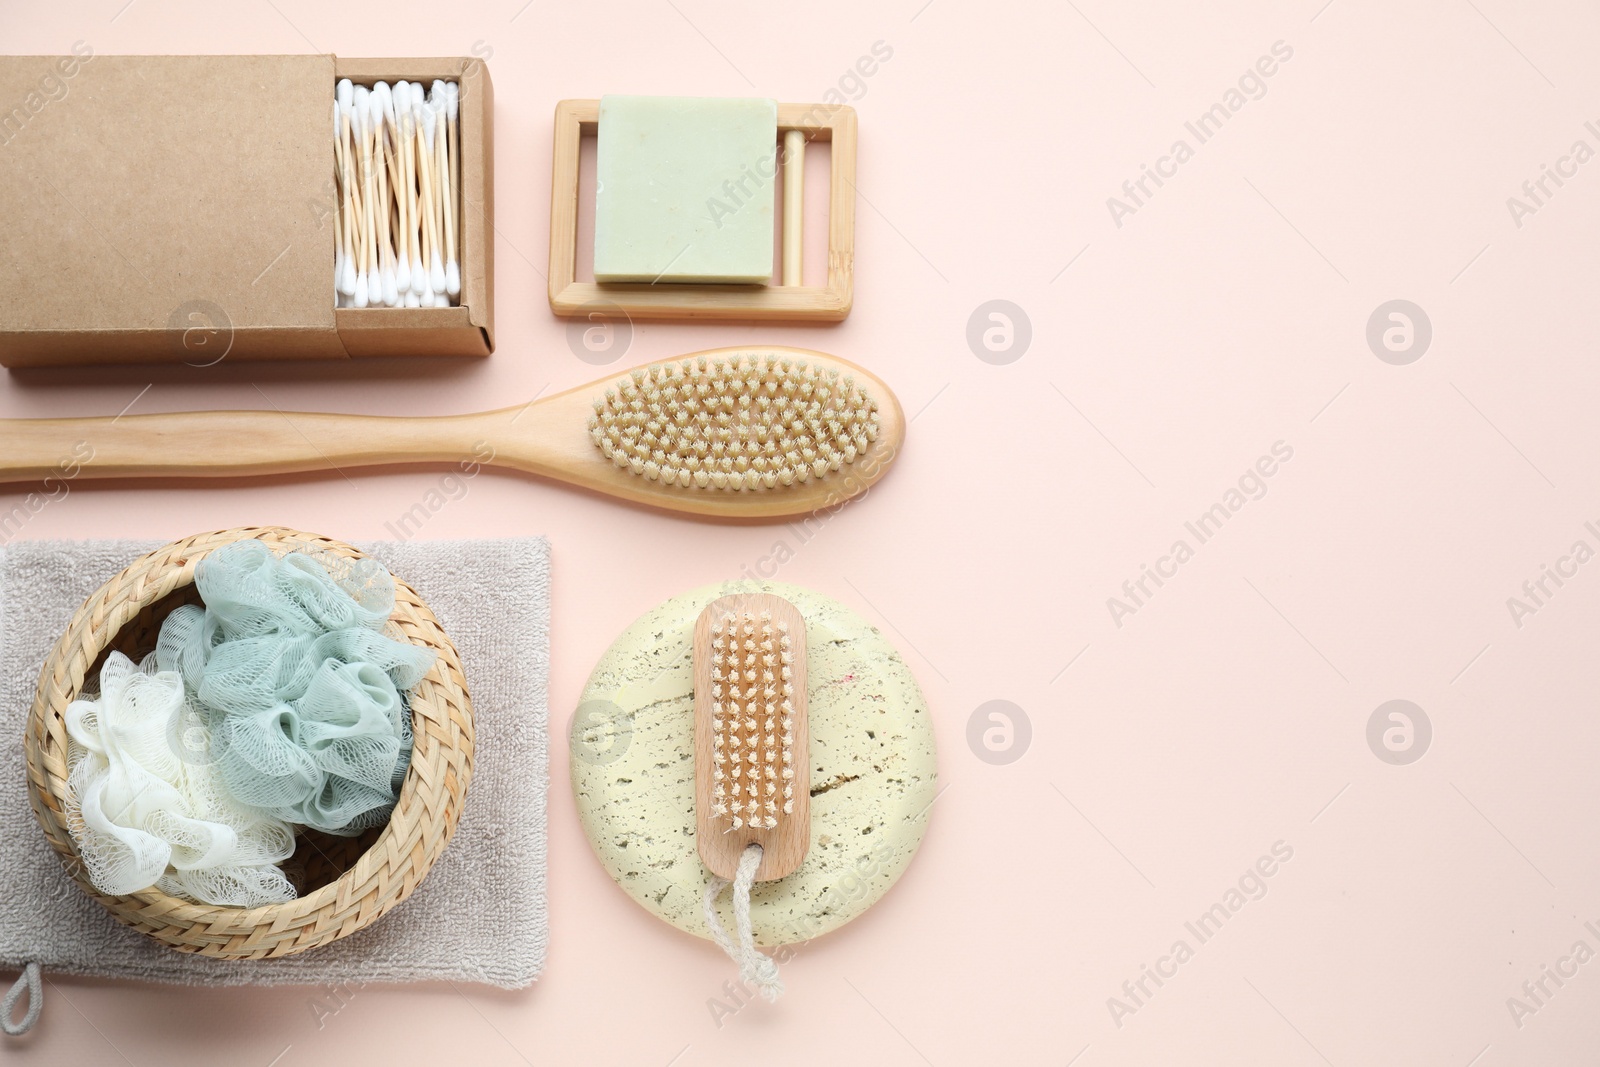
[571,580,937,947]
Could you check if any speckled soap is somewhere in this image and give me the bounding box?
[593,95,777,285]
[571,580,937,946]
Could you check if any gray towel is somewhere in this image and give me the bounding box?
[0,536,548,989]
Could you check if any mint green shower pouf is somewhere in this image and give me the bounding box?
[153,540,436,836]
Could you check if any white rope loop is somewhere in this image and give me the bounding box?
[702,843,783,1002]
[2,962,41,1036]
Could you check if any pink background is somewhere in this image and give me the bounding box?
[5,0,1600,1063]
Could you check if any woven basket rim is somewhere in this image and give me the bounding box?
[22,526,475,959]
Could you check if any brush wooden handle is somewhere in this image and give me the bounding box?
[0,408,507,482]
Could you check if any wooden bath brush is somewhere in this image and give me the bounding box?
[0,347,903,522]
[694,592,809,998]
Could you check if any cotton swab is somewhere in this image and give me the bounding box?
[332,101,346,300]
[428,86,447,295]
[370,85,399,307]
[444,82,461,298]
[421,115,439,300]
[374,83,400,303]
[403,86,422,303]
[429,82,447,249]
[388,84,412,307]
[417,82,447,306]
[432,81,457,299]
[364,86,382,306]
[334,91,350,296]
[371,88,393,303]
[415,85,435,291]
[345,85,368,307]
[415,88,443,299]
[390,81,412,295]
[336,84,359,298]
[352,84,373,308]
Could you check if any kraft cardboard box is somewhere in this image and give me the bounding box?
[0,53,494,367]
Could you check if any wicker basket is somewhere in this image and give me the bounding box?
[22,526,474,959]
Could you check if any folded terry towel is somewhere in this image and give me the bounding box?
[0,536,548,990]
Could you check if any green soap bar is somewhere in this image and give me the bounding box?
[593,95,777,285]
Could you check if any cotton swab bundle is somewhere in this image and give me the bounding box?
[331,78,461,308]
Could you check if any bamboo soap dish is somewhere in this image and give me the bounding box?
[548,97,856,323]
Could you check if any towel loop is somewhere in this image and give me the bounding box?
[2,962,41,1036]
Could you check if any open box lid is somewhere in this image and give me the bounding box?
[0,54,344,362]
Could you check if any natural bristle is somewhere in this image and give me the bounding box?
[588,354,880,491]
[709,611,794,831]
